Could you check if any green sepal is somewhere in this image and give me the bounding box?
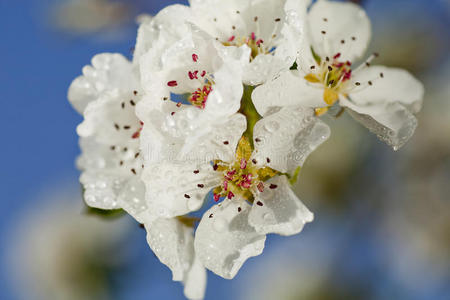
[84,206,127,219]
[290,61,298,70]
[284,166,302,185]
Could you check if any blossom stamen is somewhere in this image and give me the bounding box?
[211,138,278,203]
[222,17,281,61]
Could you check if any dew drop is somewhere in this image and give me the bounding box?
[263,213,271,221]
[264,121,280,133]
[96,181,107,189]
[85,194,96,204]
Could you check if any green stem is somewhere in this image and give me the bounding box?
[238,85,262,149]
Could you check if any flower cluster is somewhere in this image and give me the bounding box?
[68,0,424,299]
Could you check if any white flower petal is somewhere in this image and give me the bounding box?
[284,0,311,17]
[76,91,142,145]
[77,137,145,219]
[143,215,207,300]
[139,100,247,164]
[284,0,315,72]
[68,53,135,114]
[341,66,424,150]
[143,217,195,281]
[202,50,244,116]
[116,176,147,222]
[142,162,220,218]
[194,200,266,279]
[80,170,122,210]
[134,4,192,62]
[350,66,424,112]
[252,106,330,173]
[189,0,249,40]
[183,255,207,300]
[180,113,247,163]
[243,54,290,86]
[249,176,313,235]
[252,70,324,116]
[307,0,371,62]
[345,102,418,151]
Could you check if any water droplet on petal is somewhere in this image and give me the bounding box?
[264,121,280,133]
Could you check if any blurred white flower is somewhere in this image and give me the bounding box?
[253,0,424,150]
[5,185,133,300]
[51,0,131,35]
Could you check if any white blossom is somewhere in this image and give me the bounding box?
[136,28,249,166]
[142,106,330,278]
[188,0,301,85]
[68,53,147,221]
[253,0,424,150]
[134,0,301,86]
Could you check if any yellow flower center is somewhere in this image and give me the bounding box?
[212,137,278,202]
[304,49,353,115]
[188,81,213,109]
[223,32,272,61]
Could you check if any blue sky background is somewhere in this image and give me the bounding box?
[0,0,448,299]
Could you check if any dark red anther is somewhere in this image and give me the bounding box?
[213,194,220,202]
[167,80,178,87]
[132,131,140,139]
[225,170,236,181]
[257,182,264,192]
[240,158,247,169]
[192,53,198,62]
